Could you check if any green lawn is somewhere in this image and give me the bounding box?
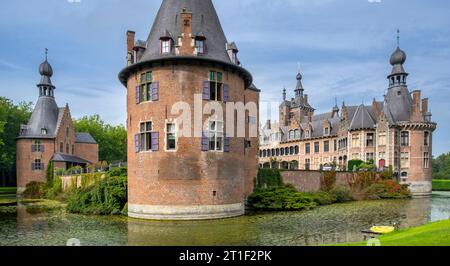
[0,187,16,195]
[433,180,450,191]
[335,219,450,246]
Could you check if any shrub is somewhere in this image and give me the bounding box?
[23,182,45,199]
[66,170,127,215]
[44,176,63,199]
[330,186,353,203]
[247,185,336,211]
[364,180,411,199]
[255,169,283,190]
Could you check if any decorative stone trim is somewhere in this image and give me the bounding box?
[128,203,245,220]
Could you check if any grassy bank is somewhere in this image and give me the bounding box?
[335,219,450,246]
[433,180,450,191]
[0,187,16,195]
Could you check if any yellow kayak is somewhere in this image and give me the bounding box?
[370,226,396,234]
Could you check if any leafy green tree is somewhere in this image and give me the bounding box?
[433,153,450,180]
[0,97,32,186]
[73,115,127,163]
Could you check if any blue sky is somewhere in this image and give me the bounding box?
[0,0,449,156]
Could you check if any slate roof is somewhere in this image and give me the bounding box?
[52,153,92,164]
[75,133,98,144]
[18,97,60,138]
[349,104,376,130]
[141,0,232,64]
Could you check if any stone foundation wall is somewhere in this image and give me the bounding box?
[281,170,354,193]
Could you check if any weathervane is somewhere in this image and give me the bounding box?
[45,48,48,61]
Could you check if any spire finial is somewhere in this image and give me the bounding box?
[283,87,286,101]
[397,29,400,47]
[45,48,48,61]
[335,97,338,107]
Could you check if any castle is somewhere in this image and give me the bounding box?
[16,54,99,194]
[118,0,260,220]
[259,43,437,197]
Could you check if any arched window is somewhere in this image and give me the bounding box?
[295,146,299,155]
[285,147,289,155]
[280,148,285,156]
[294,129,300,139]
[276,149,280,156]
[290,146,294,155]
[263,150,267,157]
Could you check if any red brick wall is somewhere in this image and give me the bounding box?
[75,143,99,164]
[126,63,258,207]
[16,139,55,191]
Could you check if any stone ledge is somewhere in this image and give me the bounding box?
[128,203,245,221]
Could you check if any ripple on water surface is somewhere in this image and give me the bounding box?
[1,193,450,246]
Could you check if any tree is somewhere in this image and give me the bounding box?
[433,153,450,180]
[73,115,127,163]
[0,97,33,186]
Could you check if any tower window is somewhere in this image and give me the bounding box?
[208,120,223,151]
[33,159,43,171]
[139,72,153,102]
[424,131,430,146]
[424,152,430,169]
[139,122,153,152]
[161,40,171,54]
[209,71,223,101]
[33,140,43,152]
[166,123,177,151]
[196,39,205,54]
[401,131,409,146]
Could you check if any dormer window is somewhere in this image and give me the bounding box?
[196,39,205,54]
[324,127,330,136]
[305,130,311,138]
[161,39,172,54]
[41,128,47,135]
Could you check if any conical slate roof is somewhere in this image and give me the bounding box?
[141,0,231,64]
[22,97,60,138]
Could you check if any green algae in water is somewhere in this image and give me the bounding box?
[1,193,450,246]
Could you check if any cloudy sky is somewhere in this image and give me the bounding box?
[0,0,449,156]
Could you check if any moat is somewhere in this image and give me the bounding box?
[1,192,450,246]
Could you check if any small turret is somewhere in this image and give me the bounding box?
[37,49,55,98]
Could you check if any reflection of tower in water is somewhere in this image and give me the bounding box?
[399,197,432,229]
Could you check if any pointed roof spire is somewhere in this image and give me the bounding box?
[282,87,287,101]
[295,64,304,98]
[397,29,400,47]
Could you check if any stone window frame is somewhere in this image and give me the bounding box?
[209,71,223,102]
[314,142,320,154]
[165,122,177,152]
[400,152,410,169]
[400,131,410,147]
[208,120,224,152]
[33,158,43,171]
[139,72,153,103]
[378,132,387,146]
[32,140,43,153]
[351,133,360,148]
[305,143,311,154]
[324,140,330,153]
[139,121,154,152]
[424,131,430,146]
[423,152,430,169]
[366,133,375,147]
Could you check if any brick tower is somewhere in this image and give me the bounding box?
[119,0,260,220]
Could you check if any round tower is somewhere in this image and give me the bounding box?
[119,0,259,220]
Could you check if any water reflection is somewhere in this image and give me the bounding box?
[1,192,450,246]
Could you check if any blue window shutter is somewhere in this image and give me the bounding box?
[224,134,230,152]
[201,132,209,151]
[203,81,210,100]
[151,132,160,151]
[31,145,35,152]
[32,163,35,171]
[136,86,141,104]
[223,84,229,103]
[134,134,140,153]
[41,163,45,170]
[152,82,159,101]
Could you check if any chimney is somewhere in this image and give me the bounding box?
[411,90,422,121]
[308,112,312,123]
[179,8,194,55]
[126,31,135,66]
[422,98,429,116]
